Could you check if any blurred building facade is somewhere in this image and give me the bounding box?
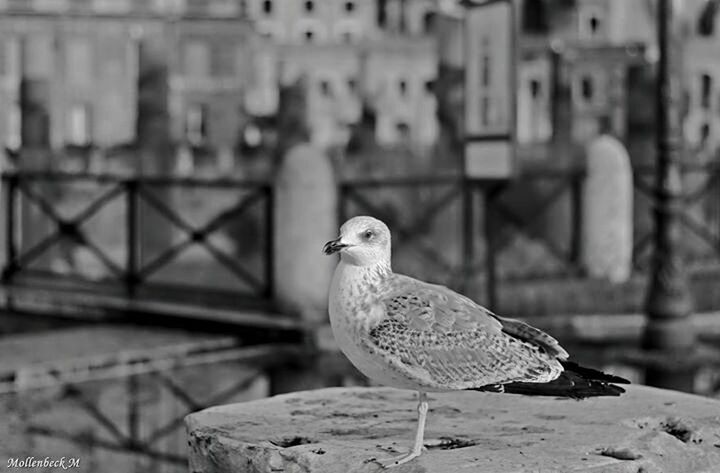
[513,0,720,157]
[684,0,720,155]
[242,0,439,148]
[0,0,253,155]
[1,0,719,162]
[514,0,653,154]
[0,0,441,158]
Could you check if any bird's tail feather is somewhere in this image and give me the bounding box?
[472,361,630,399]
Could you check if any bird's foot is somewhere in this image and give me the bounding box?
[373,448,424,469]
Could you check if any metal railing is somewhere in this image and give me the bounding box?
[341,163,720,310]
[1,171,274,308]
[339,168,587,309]
[632,162,720,272]
[4,161,719,313]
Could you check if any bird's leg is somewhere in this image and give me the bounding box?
[377,391,428,468]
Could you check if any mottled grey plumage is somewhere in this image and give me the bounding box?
[362,273,567,391]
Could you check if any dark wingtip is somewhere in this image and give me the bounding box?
[560,360,631,384]
[470,361,630,399]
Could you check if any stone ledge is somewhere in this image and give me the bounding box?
[186,385,720,473]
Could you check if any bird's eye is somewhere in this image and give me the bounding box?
[363,230,374,240]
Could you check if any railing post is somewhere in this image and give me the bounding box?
[270,141,337,395]
[570,170,583,268]
[264,184,274,300]
[461,178,474,294]
[483,186,497,311]
[338,183,347,225]
[3,175,17,284]
[125,180,138,297]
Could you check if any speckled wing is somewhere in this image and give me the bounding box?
[362,274,567,391]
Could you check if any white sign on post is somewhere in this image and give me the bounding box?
[464,0,517,179]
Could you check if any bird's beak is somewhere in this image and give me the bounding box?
[323,237,350,255]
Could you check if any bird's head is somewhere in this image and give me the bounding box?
[323,216,391,267]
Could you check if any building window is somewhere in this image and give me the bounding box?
[701,73,712,109]
[304,0,314,13]
[66,38,93,85]
[481,95,491,127]
[522,0,548,34]
[589,16,600,34]
[580,76,594,101]
[347,77,357,93]
[697,0,717,37]
[396,121,410,139]
[398,78,407,96]
[297,20,326,42]
[521,74,551,144]
[478,36,493,128]
[344,1,355,13]
[579,6,605,40]
[699,122,710,147]
[67,104,91,146]
[262,0,272,15]
[530,78,542,99]
[422,11,435,33]
[573,71,605,107]
[185,104,207,146]
[480,37,491,87]
[424,79,434,94]
[377,0,386,27]
[319,79,332,97]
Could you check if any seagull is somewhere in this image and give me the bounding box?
[323,216,629,468]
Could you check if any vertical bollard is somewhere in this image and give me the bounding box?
[581,135,633,283]
[269,142,338,394]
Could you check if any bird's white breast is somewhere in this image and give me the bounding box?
[328,262,421,390]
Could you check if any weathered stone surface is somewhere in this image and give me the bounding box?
[273,143,337,323]
[186,386,720,473]
[582,135,633,283]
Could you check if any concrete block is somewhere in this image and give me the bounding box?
[186,385,720,472]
